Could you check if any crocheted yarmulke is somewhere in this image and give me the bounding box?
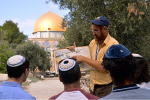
[59,59,76,71]
[7,55,25,67]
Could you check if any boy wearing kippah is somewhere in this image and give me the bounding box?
[0,55,36,100]
[49,58,99,100]
[100,44,150,99]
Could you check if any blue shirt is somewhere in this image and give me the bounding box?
[0,81,36,100]
[100,84,150,99]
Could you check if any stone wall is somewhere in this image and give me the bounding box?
[80,74,90,93]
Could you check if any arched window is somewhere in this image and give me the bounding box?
[53,41,59,48]
[43,41,51,54]
[43,41,51,47]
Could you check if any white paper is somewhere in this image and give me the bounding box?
[54,46,94,72]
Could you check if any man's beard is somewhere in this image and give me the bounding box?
[94,31,103,42]
[94,35,102,42]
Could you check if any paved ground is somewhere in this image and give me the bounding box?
[24,77,64,100]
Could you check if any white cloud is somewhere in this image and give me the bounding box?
[12,19,36,38]
[12,19,36,29]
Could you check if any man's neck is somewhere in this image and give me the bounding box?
[7,78,23,85]
[64,81,81,90]
[114,80,134,87]
[98,41,104,46]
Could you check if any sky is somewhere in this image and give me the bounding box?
[0,0,69,38]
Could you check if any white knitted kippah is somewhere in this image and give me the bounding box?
[7,55,25,67]
[59,59,76,71]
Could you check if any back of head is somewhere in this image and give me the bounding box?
[102,44,136,86]
[58,58,80,85]
[7,55,29,78]
[132,53,150,84]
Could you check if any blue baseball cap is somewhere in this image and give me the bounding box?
[90,16,109,28]
[105,44,130,58]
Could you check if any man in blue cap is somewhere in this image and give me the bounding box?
[100,44,150,99]
[0,55,36,99]
[67,16,119,98]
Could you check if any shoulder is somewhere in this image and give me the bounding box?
[17,88,35,99]
[79,89,99,99]
[105,35,119,49]
[109,35,119,44]
[100,92,116,99]
[49,92,63,100]
[89,39,96,47]
[101,88,150,99]
[137,88,150,94]
[1,88,35,99]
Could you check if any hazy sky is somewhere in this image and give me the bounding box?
[0,0,69,38]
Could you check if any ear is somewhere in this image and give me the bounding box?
[24,68,28,77]
[58,75,63,82]
[102,26,107,32]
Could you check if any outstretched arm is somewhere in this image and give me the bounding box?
[72,55,105,71]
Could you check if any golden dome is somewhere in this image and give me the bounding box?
[33,11,66,33]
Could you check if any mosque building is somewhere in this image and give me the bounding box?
[28,8,66,73]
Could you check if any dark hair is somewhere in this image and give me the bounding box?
[134,57,150,84]
[58,58,80,85]
[7,58,29,78]
[102,54,136,86]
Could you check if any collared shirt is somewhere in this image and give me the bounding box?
[0,81,36,100]
[100,84,150,99]
[112,84,139,92]
[89,34,119,91]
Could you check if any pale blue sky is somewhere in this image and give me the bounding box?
[0,0,69,38]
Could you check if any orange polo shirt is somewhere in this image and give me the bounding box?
[89,34,119,91]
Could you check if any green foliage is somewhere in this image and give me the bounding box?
[141,34,150,62]
[15,41,51,72]
[1,20,27,44]
[0,20,27,73]
[0,40,14,73]
[48,0,150,61]
[56,31,69,48]
[57,39,69,49]
[9,43,18,49]
[0,29,8,41]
